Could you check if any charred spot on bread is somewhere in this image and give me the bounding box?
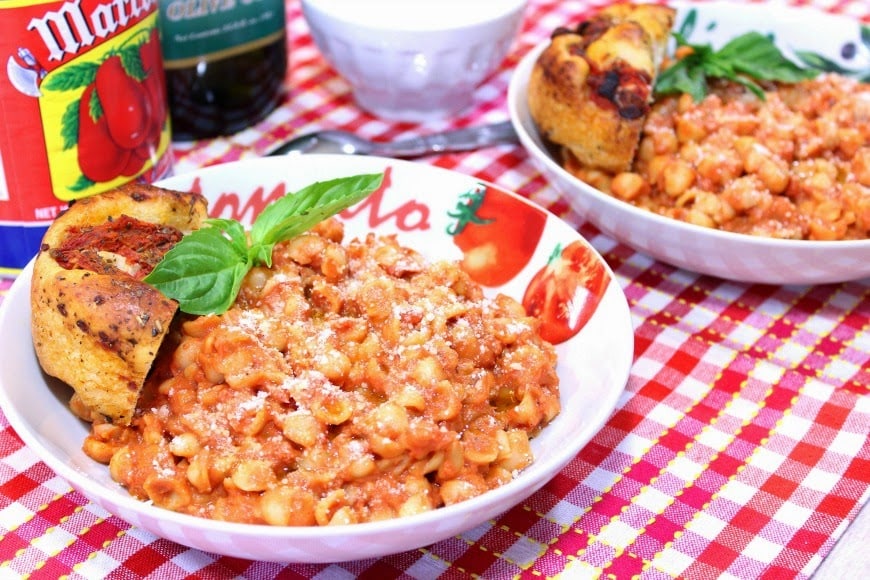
[588,64,652,120]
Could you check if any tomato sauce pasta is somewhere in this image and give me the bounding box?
[566,75,870,240]
[81,218,561,525]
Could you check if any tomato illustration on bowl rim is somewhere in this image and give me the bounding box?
[522,240,610,345]
[448,184,547,287]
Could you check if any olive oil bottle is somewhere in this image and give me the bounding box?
[158,1,287,140]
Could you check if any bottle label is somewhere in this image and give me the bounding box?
[0,0,173,271]
[159,0,286,67]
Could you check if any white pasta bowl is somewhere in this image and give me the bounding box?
[0,155,633,563]
[300,0,526,121]
[508,1,870,285]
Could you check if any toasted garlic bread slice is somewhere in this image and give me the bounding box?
[31,183,208,425]
[528,3,675,173]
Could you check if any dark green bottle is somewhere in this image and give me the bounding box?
[158,1,288,140]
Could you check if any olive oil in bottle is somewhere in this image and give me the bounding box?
[158,1,288,140]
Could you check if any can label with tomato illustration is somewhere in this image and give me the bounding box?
[0,0,173,272]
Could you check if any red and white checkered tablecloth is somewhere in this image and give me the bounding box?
[1,0,868,578]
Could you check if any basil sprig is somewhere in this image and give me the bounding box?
[145,172,384,315]
[655,31,819,102]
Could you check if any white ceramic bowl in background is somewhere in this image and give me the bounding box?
[508,2,870,286]
[301,0,526,122]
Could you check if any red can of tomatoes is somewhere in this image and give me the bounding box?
[0,0,173,272]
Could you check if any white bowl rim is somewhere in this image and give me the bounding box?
[300,0,528,33]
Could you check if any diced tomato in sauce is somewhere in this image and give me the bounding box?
[50,215,183,278]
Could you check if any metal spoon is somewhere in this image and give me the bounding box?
[267,120,518,158]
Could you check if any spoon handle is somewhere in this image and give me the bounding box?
[370,120,518,158]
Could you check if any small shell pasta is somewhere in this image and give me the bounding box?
[82,219,560,525]
[565,75,869,241]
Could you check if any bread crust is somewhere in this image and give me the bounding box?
[528,3,675,173]
[31,183,208,425]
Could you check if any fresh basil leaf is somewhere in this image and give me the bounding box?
[716,32,774,60]
[728,75,767,100]
[206,217,249,255]
[251,173,383,248]
[655,57,708,101]
[248,242,274,268]
[700,54,736,79]
[656,33,714,100]
[144,227,250,315]
[720,32,818,83]
[655,30,817,101]
[145,172,383,315]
